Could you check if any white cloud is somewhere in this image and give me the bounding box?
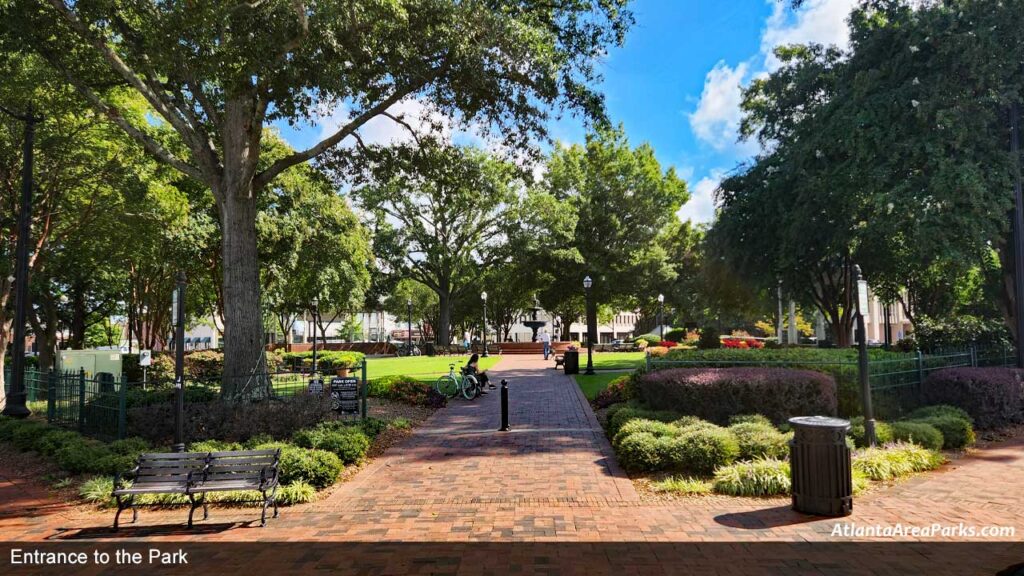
[761,0,857,70]
[687,0,856,154]
[677,170,725,224]
[687,61,752,153]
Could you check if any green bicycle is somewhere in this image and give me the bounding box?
[434,363,481,400]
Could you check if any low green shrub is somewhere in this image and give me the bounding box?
[616,432,661,472]
[728,414,773,427]
[11,420,48,451]
[634,334,662,346]
[671,415,710,429]
[358,417,389,439]
[607,406,679,437]
[593,374,632,409]
[257,442,342,489]
[293,423,370,465]
[697,326,721,349]
[189,439,243,452]
[34,429,81,457]
[728,422,790,460]
[108,437,151,455]
[889,421,944,451]
[848,417,894,448]
[908,405,973,425]
[650,475,712,495]
[712,458,791,496]
[908,415,975,450]
[0,416,24,440]
[853,442,945,481]
[243,434,275,449]
[612,419,679,450]
[658,425,740,475]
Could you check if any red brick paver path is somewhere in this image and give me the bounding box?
[1,356,1023,573]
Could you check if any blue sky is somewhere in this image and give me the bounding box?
[277,0,857,224]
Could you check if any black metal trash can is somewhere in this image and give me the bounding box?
[788,416,853,516]
[424,342,436,356]
[563,350,580,375]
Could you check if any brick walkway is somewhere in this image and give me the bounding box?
[2,355,1024,573]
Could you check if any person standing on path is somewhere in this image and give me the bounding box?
[540,329,552,360]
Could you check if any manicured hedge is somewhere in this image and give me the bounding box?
[635,368,837,425]
[292,423,370,465]
[889,421,944,451]
[908,415,975,450]
[728,422,791,460]
[921,368,1024,429]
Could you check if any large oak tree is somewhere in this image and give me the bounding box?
[5,0,632,395]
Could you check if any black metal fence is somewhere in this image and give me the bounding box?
[3,362,369,440]
[645,345,1017,419]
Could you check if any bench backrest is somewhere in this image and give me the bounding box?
[205,449,281,483]
[134,452,209,485]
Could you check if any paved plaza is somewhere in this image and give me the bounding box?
[2,357,1023,573]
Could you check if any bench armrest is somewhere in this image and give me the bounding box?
[113,465,140,494]
[259,464,280,489]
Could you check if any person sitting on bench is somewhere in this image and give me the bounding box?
[466,353,494,392]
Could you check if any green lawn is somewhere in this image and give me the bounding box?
[573,372,628,400]
[365,355,501,381]
[590,352,646,370]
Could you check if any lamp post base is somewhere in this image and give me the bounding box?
[0,393,31,418]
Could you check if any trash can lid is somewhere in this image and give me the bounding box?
[788,415,850,429]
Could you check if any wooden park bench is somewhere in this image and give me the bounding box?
[112,448,281,530]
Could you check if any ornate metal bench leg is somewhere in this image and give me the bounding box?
[271,485,279,518]
[202,498,209,520]
[113,496,126,531]
[187,494,200,528]
[131,502,138,524]
[260,490,270,527]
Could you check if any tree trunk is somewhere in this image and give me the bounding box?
[69,287,86,349]
[0,327,8,411]
[217,189,269,398]
[437,289,451,345]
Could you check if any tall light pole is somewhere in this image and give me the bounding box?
[406,298,413,353]
[1,103,41,419]
[481,291,489,358]
[776,278,784,345]
[657,293,665,340]
[584,276,595,375]
[853,265,877,447]
[171,272,187,452]
[311,296,319,374]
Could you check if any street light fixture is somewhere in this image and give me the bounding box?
[853,264,877,447]
[657,293,665,340]
[0,103,41,419]
[481,291,489,358]
[583,276,595,375]
[171,271,187,453]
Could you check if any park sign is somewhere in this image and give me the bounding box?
[857,279,869,314]
[139,350,152,367]
[330,376,360,415]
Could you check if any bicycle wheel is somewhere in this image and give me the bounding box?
[462,375,480,400]
[435,376,459,399]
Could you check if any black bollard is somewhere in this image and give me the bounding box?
[499,379,510,431]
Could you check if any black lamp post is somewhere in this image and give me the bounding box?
[584,275,595,375]
[481,291,489,358]
[171,271,187,452]
[657,293,665,340]
[1,103,41,419]
[406,298,413,353]
[853,264,877,447]
[311,296,319,374]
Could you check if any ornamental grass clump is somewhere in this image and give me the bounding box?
[612,419,680,450]
[852,442,945,481]
[712,458,791,497]
[650,475,712,495]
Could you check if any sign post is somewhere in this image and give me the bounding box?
[139,350,152,390]
[853,265,876,447]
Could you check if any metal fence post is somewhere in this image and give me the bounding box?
[915,350,925,400]
[118,373,128,440]
[360,361,368,419]
[77,368,86,432]
[26,367,35,402]
[47,370,56,423]
[645,351,651,372]
[970,345,977,368]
